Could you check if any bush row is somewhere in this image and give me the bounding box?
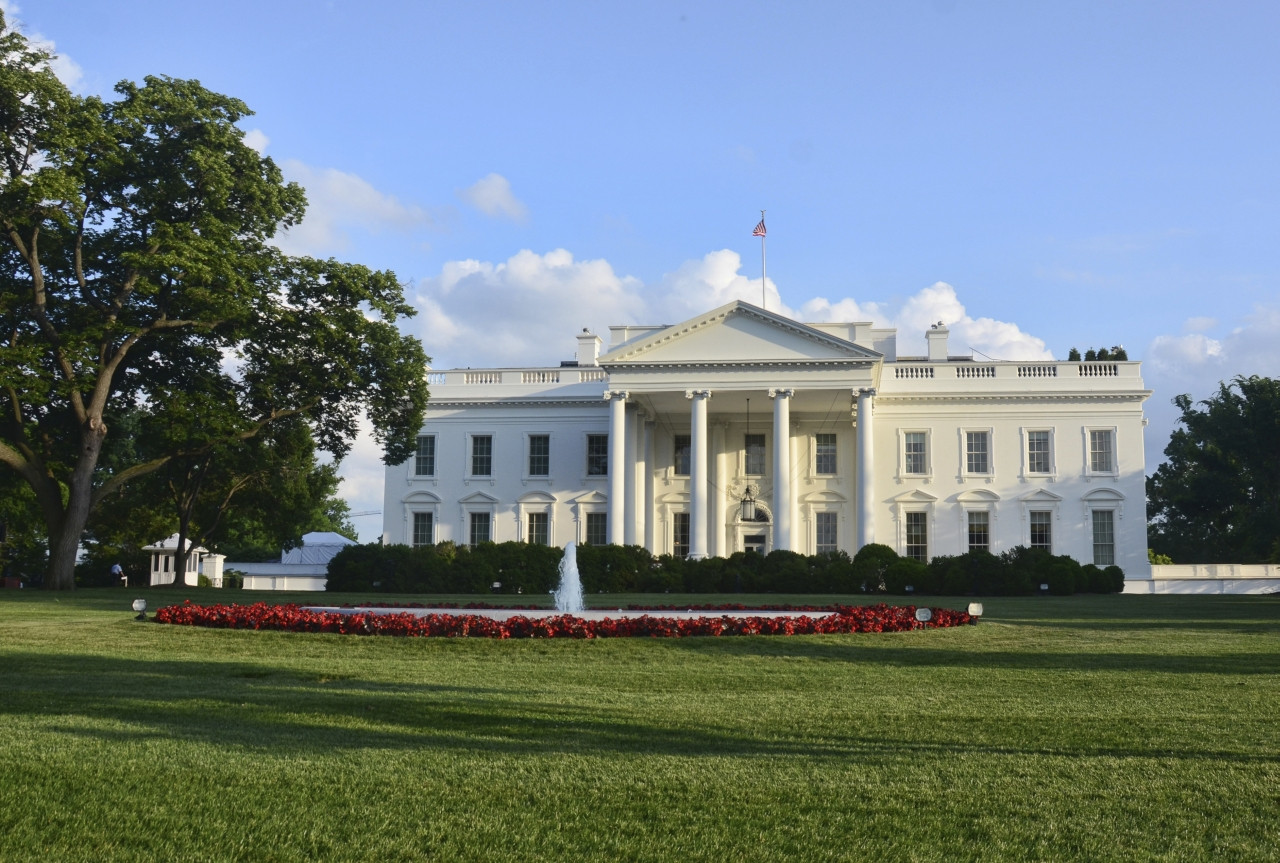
[325,541,1124,596]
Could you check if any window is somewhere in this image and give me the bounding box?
[904,432,928,474]
[673,512,690,558]
[527,512,549,546]
[469,512,491,545]
[1029,510,1052,552]
[744,434,766,475]
[1089,430,1114,473]
[1027,431,1051,474]
[1092,510,1115,565]
[411,512,433,548]
[816,512,838,554]
[528,434,549,477]
[967,511,989,553]
[471,435,492,477]
[586,434,608,476]
[414,435,435,477]
[585,512,607,546]
[815,433,837,475]
[673,434,691,476]
[905,512,928,562]
[966,431,990,474]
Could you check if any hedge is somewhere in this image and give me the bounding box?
[325,541,1125,596]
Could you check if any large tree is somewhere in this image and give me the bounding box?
[1147,375,1280,564]
[0,14,428,588]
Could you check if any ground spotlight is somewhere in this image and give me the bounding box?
[967,602,984,623]
[132,598,147,621]
[914,607,932,626]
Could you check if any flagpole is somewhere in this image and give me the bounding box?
[759,209,766,309]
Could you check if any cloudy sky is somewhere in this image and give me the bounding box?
[12,1,1279,540]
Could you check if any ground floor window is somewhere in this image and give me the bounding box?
[469,512,491,545]
[584,512,606,546]
[815,512,837,554]
[905,512,927,562]
[1092,510,1115,565]
[412,512,433,548]
[967,511,989,553]
[1030,510,1052,552]
[673,512,690,558]
[527,512,549,545]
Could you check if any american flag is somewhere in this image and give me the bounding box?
[752,218,766,237]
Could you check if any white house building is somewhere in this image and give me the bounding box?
[382,301,1152,578]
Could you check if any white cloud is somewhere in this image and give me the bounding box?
[242,128,270,154]
[2,0,84,90]
[458,173,528,222]
[275,159,432,257]
[1183,316,1217,333]
[1142,303,1280,470]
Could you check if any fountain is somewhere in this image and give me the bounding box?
[552,542,585,613]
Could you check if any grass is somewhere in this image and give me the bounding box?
[1,588,1278,862]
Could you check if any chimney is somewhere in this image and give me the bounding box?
[926,323,949,361]
[576,328,603,366]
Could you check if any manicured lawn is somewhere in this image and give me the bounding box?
[1,589,1277,862]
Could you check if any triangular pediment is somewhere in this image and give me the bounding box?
[599,301,881,367]
[893,489,938,503]
[1020,488,1064,503]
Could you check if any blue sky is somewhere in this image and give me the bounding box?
[12,0,1279,540]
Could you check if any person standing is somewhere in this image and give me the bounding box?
[111,562,125,587]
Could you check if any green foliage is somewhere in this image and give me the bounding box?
[1148,548,1174,565]
[1072,345,1128,361]
[325,541,1122,596]
[1147,376,1280,563]
[0,15,428,588]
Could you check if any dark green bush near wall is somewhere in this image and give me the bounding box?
[325,541,1126,596]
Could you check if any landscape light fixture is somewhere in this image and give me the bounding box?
[132,598,147,621]
[914,607,932,627]
[967,602,984,623]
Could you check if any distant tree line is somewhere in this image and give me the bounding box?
[1067,345,1129,361]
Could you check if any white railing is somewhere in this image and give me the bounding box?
[1018,364,1058,377]
[579,369,607,382]
[522,370,560,384]
[895,366,934,379]
[463,371,502,385]
[955,365,996,378]
[1078,363,1119,377]
[426,372,447,385]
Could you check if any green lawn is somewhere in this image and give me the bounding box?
[1,589,1277,862]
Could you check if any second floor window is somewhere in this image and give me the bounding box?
[528,434,550,476]
[966,431,990,474]
[1027,431,1051,473]
[414,435,435,476]
[673,434,691,476]
[815,433,837,475]
[904,432,927,474]
[586,434,608,476]
[744,434,765,475]
[471,435,492,477]
[1090,430,1114,473]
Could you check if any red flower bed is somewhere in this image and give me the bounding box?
[154,601,973,638]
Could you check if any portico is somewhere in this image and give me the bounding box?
[597,302,882,556]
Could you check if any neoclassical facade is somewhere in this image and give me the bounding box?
[382,301,1152,576]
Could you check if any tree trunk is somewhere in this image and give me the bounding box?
[41,422,107,590]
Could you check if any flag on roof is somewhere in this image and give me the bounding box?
[752,218,766,237]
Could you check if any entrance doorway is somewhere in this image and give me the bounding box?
[743,533,767,554]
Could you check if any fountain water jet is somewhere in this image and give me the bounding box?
[552,542,585,613]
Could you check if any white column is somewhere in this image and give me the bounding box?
[712,421,727,557]
[770,388,794,551]
[606,390,628,545]
[624,404,639,546]
[643,420,655,552]
[687,389,711,559]
[856,387,876,549]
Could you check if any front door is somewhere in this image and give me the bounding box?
[743,533,767,554]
